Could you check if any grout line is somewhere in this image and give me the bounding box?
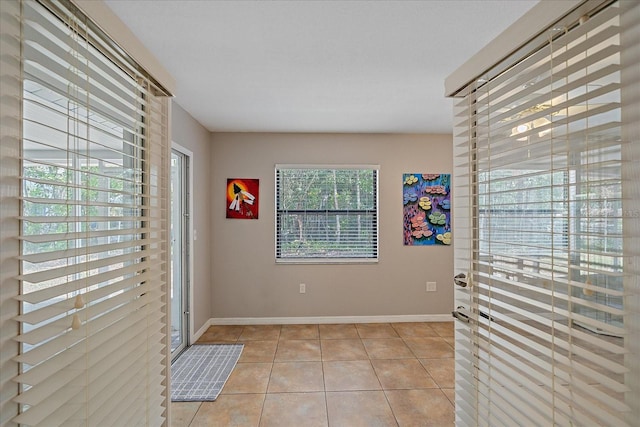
[185,402,202,427]
[320,337,329,427]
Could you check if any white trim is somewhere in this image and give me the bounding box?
[445,0,586,96]
[275,164,380,170]
[192,318,214,343]
[72,0,176,95]
[275,258,379,265]
[208,314,452,326]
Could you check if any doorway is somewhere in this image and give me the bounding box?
[170,147,191,359]
[450,2,634,424]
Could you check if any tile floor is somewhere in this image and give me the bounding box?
[172,322,455,427]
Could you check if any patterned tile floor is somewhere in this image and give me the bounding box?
[172,322,455,427]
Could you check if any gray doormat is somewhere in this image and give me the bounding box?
[171,344,244,401]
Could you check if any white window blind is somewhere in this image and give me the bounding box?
[275,165,378,262]
[9,1,171,425]
[1,0,22,424]
[452,1,639,426]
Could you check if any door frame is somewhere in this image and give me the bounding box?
[170,142,194,359]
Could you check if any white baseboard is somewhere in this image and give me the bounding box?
[207,314,452,327]
[191,318,214,343]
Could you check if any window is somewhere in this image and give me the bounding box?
[6,1,171,425]
[478,169,570,257]
[275,165,378,262]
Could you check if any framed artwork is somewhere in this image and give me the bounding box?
[226,178,259,219]
[403,173,451,246]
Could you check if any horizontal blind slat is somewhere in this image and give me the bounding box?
[16,259,158,304]
[14,286,156,346]
[18,226,156,244]
[19,237,160,264]
[15,270,163,325]
[17,247,160,284]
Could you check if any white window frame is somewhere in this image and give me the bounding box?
[275,164,379,264]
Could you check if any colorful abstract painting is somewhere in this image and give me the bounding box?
[403,173,451,246]
[226,178,259,219]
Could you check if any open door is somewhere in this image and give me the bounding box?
[450,1,638,425]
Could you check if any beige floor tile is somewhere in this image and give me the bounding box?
[320,339,368,361]
[355,323,399,338]
[274,339,321,361]
[221,362,272,394]
[323,360,381,391]
[362,338,415,359]
[170,402,200,427]
[267,361,324,392]
[371,359,438,390]
[403,337,454,359]
[239,340,278,363]
[385,389,455,427]
[420,358,455,388]
[173,323,463,427]
[238,325,282,341]
[442,388,455,406]
[392,322,439,338]
[326,391,396,427]
[430,322,454,337]
[319,323,359,339]
[197,325,243,343]
[259,392,328,427]
[189,394,264,427]
[280,324,319,340]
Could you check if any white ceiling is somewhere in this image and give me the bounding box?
[104,0,538,134]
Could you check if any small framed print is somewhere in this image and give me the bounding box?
[226,178,259,219]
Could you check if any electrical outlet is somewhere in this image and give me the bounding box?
[299,283,306,294]
[426,281,437,292]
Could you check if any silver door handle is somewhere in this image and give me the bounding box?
[454,273,467,287]
[452,307,470,323]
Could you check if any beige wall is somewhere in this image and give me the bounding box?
[171,101,213,334]
[210,132,453,319]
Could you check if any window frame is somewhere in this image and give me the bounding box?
[275,164,379,264]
